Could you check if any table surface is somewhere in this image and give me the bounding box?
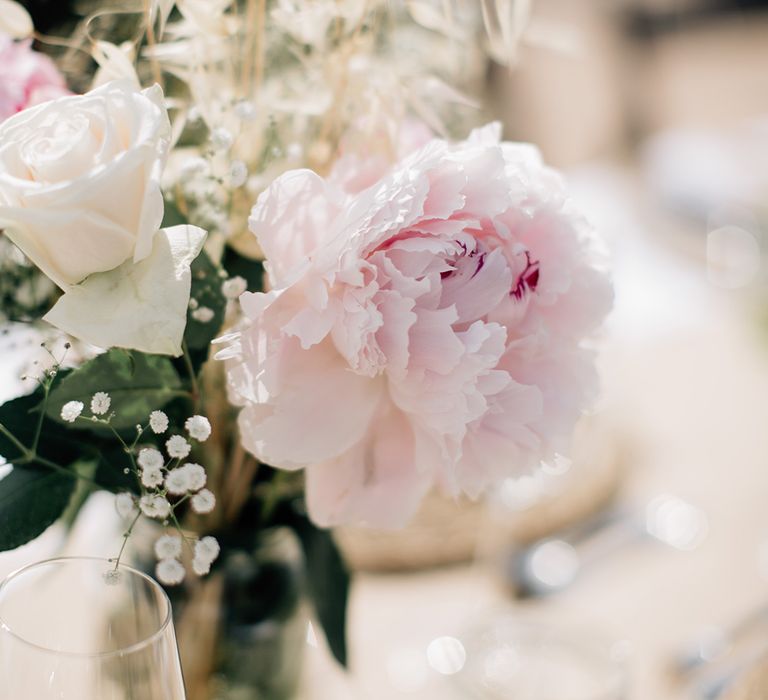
[2,168,767,700]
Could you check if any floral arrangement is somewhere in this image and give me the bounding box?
[0,0,611,694]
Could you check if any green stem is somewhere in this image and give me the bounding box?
[112,511,142,571]
[0,422,31,458]
[31,372,53,454]
[31,455,103,489]
[169,509,196,552]
[181,340,202,410]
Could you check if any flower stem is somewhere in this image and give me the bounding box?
[182,340,203,410]
[111,510,142,572]
[31,373,52,454]
[0,422,31,459]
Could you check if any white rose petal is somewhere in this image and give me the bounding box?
[181,462,206,491]
[191,489,216,514]
[185,415,211,442]
[194,535,220,563]
[0,81,170,289]
[60,401,83,423]
[156,558,185,585]
[140,494,171,519]
[44,225,207,356]
[115,493,137,519]
[165,468,191,495]
[166,435,191,459]
[90,392,111,415]
[154,534,182,560]
[149,410,169,434]
[137,447,164,471]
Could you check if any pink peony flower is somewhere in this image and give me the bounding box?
[219,123,613,528]
[0,35,70,121]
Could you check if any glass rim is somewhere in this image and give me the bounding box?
[0,556,173,659]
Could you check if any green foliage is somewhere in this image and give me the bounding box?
[0,391,82,467]
[185,250,227,351]
[161,199,188,229]
[95,446,140,495]
[292,517,350,667]
[222,245,264,294]
[0,467,76,551]
[47,350,183,432]
[0,391,84,551]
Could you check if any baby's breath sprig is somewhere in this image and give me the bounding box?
[96,403,220,585]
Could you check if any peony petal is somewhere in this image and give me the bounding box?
[440,247,513,323]
[43,224,206,355]
[236,338,384,467]
[305,403,433,528]
[249,169,343,286]
[407,306,463,375]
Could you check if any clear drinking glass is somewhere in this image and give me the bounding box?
[0,557,186,699]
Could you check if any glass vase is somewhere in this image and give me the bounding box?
[156,527,307,700]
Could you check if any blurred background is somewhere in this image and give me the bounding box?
[5,1,768,698]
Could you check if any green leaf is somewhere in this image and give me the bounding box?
[95,447,139,495]
[293,518,350,666]
[0,467,76,550]
[185,249,227,351]
[47,350,183,431]
[222,245,264,294]
[0,390,83,467]
[161,199,188,228]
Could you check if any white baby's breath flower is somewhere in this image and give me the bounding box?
[194,535,220,563]
[192,554,211,576]
[185,415,211,442]
[180,156,209,178]
[156,558,185,585]
[286,142,303,160]
[140,494,171,519]
[61,400,83,423]
[211,127,234,151]
[229,160,248,188]
[166,435,191,459]
[90,392,111,415]
[234,100,256,121]
[149,410,169,434]
[191,489,216,514]
[115,493,138,519]
[181,462,206,491]
[141,467,163,489]
[138,447,164,471]
[154,534,182,560]
[165,468,191,495]
[221,276,247,299]
[191,306,214,323]
[188,297,199,310]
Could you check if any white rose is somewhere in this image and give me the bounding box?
[0,79,169,288]
[0,80,208,356]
